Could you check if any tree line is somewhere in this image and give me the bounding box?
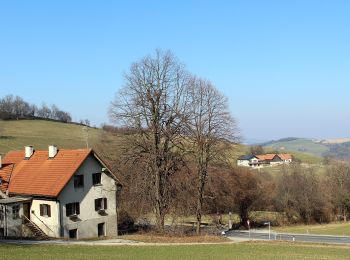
[0,95,73,123]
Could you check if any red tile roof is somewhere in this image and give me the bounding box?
[2,149,93,197]
[278,154,292,160]
[256,154,277,161]
[0,164,15,193]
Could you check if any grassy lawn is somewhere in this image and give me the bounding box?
[275,222,350,236]
[1,242,350,260]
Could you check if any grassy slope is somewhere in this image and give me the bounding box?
[0,119,324,178]
[1,243,350,260]
[0,119,127,155]
[275,222,350,236]
[264,138,329,157]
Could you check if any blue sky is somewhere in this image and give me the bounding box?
[1,1,349,141]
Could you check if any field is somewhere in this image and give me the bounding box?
[275,222,350,236]
[1,242,350,259]
[0,119,127,156]
[263,138,329,157]
[0,120,323,166]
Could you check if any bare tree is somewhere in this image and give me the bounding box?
[185,77,237,234]
[110,50,190,232]
[325,161,350,222]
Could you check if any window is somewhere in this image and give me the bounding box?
[97,222,105,237]
[95,198,107,211]
[69,229,78,239]
[12,204,20,219]
[40,204,51,217]
[74,175,84,188]
[92,172,102,186]
[66,202,80,217]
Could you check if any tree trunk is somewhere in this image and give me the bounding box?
[154,166,165,233]
[196,168,206,235]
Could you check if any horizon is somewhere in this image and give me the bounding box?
[1,1,350,141]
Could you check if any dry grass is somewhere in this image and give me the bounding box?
[121,234,230,243]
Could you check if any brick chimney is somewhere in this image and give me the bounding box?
[48,145,58,159]
[25,146,34,159]
[0,155,2,169]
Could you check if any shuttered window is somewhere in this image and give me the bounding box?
[39,204,51,217]
[66,202,80,216]
[94,198,107,211]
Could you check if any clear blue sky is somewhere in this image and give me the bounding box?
[1,1,349,141]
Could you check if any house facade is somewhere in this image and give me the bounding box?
[237,153,292,168]
[0,146,121,239]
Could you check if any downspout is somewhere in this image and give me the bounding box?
[57,200,63,237]
[4,205,7,237]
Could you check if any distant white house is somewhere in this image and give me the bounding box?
[0,146,121,239]
[237,155,260,168]
[237,153,293,168]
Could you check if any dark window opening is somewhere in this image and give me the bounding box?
[95,198,107,211]
[92,172,102,186]
[66,202,80,217]
[74,175,84,188]
[40,204,51,217]
[98,223,105,237]
[69,229,77,239]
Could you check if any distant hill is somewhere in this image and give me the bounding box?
[0,119,329,167]
[261,137,350,160]
[0,119,125,157]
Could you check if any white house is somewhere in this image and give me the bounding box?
[237,153,293,168]
[237,155,261,168]
[0,146,121,239]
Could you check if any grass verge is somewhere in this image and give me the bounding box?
[1,241,349,260]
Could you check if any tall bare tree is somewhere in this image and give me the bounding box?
[110,50,190,232]
[325,161,350,222]
[185,77,237,234]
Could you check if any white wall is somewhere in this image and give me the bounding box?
[237,160,250,167]
[58,155,118,239]
[30,199,60,237]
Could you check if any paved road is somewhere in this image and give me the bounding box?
[225,230,350,245]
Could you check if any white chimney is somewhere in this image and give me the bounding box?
[48,145,58,159]
[25,146,34,159]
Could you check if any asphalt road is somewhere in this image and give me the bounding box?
[225,230,350,245]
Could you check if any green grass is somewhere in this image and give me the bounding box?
[0,119,126,155]
[264,138,329,158]
[1,243,349,260]
[275,222,350,236]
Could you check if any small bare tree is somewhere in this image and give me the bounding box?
[110,50,190,232]
[185,77,237,234]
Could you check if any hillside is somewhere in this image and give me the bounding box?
[0,119,125,155]
[0,120,325,168]
[261,137,350,160]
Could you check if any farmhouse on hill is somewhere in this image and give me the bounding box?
[237,153,292,168]
[0,145,121,239]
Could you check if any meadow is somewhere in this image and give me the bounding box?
[1,242,350,260]
[274,222,350,236]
